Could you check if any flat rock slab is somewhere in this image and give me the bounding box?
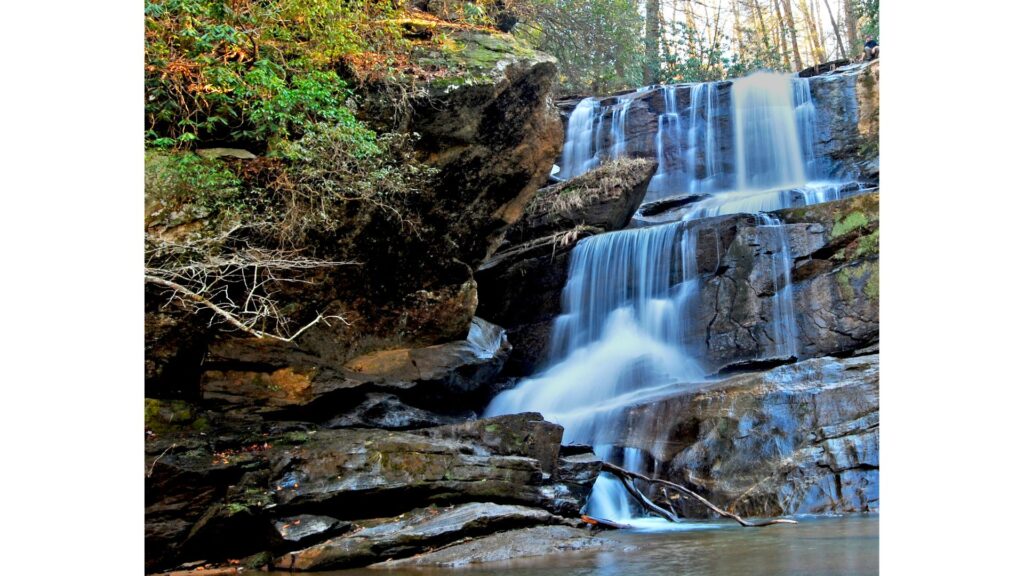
[371,525,611,568]
[273,503,567,571]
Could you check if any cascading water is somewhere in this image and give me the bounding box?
[610,97,633,159]
[557,97,601,180]
[487,70,854,525]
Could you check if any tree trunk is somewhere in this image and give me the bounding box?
[782,0,803,69]
[752,0,772,54]
[644,0,662,84]
[799,0,825,64]
[772,0,792,69]
[843,0,859,54]
[822,0,848,59]
[732,0,746,62]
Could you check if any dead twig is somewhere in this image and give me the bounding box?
[600,461,797,527]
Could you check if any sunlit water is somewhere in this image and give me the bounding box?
[311,515,878,576]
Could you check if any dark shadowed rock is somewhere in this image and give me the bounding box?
[325,393,458,430]
[373,525,612,568]
[274,503,569,570]
[198,317,511,420]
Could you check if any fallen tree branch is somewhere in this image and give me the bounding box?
[600,462,797,528]
[598,462,679,522]
[145,274,346,342]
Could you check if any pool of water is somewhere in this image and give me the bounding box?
[292,514,878,576]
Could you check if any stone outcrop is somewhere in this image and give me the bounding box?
[616,354,879,517]
[693,192,879,372]
[374,525,613,568]
[806,61,880,182]
[197,317,510,422]
[145,412,600,571]
[274,503,570,571]
[145,26,562,399]
[477,158,658,375]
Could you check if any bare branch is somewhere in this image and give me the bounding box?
[600,461,798,527]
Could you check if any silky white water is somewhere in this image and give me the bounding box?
[487,70,854,524]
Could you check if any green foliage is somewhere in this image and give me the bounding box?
[145,150,248,222]
[853,0,880,41]
[509,0,645,94]
[145,0,405,148]
[276,122,436,238]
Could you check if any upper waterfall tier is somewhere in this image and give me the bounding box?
[551,62,879,216]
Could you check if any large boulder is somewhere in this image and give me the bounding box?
[144,412,600,570]
[197,317,511,421]
[504,157,658,244]
[273,503,571,571]
[374,525,613,568]
[145,26,562,398]
[614,354,879,517]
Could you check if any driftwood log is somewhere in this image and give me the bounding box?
[600,462,798,528]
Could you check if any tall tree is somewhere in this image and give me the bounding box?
[772,0,793,70]
[822,0,848,59]
[798,0,825,64]
[781,0,803,69]
[843,0,859,52]
[751,0,772,53]
[732,0,746,62]
[644,0,662,83]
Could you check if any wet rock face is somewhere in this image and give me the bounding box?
[690,193,879,372]
[476,159,658,375]
[144,412,600,571]
[807,61,880,182]
[620,354,879,517]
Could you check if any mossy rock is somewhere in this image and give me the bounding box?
[145,398,210,435]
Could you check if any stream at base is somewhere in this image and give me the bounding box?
[312,515,878,576]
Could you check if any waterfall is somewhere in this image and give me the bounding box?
[610,97,633,159]
[733,72,807,191]
[487,69,859,525]
[486,222,706,522]
[558,97,601,180]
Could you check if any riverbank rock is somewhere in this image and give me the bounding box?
[274,503,570,570]
[476,158,657,375]
[617,354,879,517]
[373,525,612,568]
[145,412,599,571]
